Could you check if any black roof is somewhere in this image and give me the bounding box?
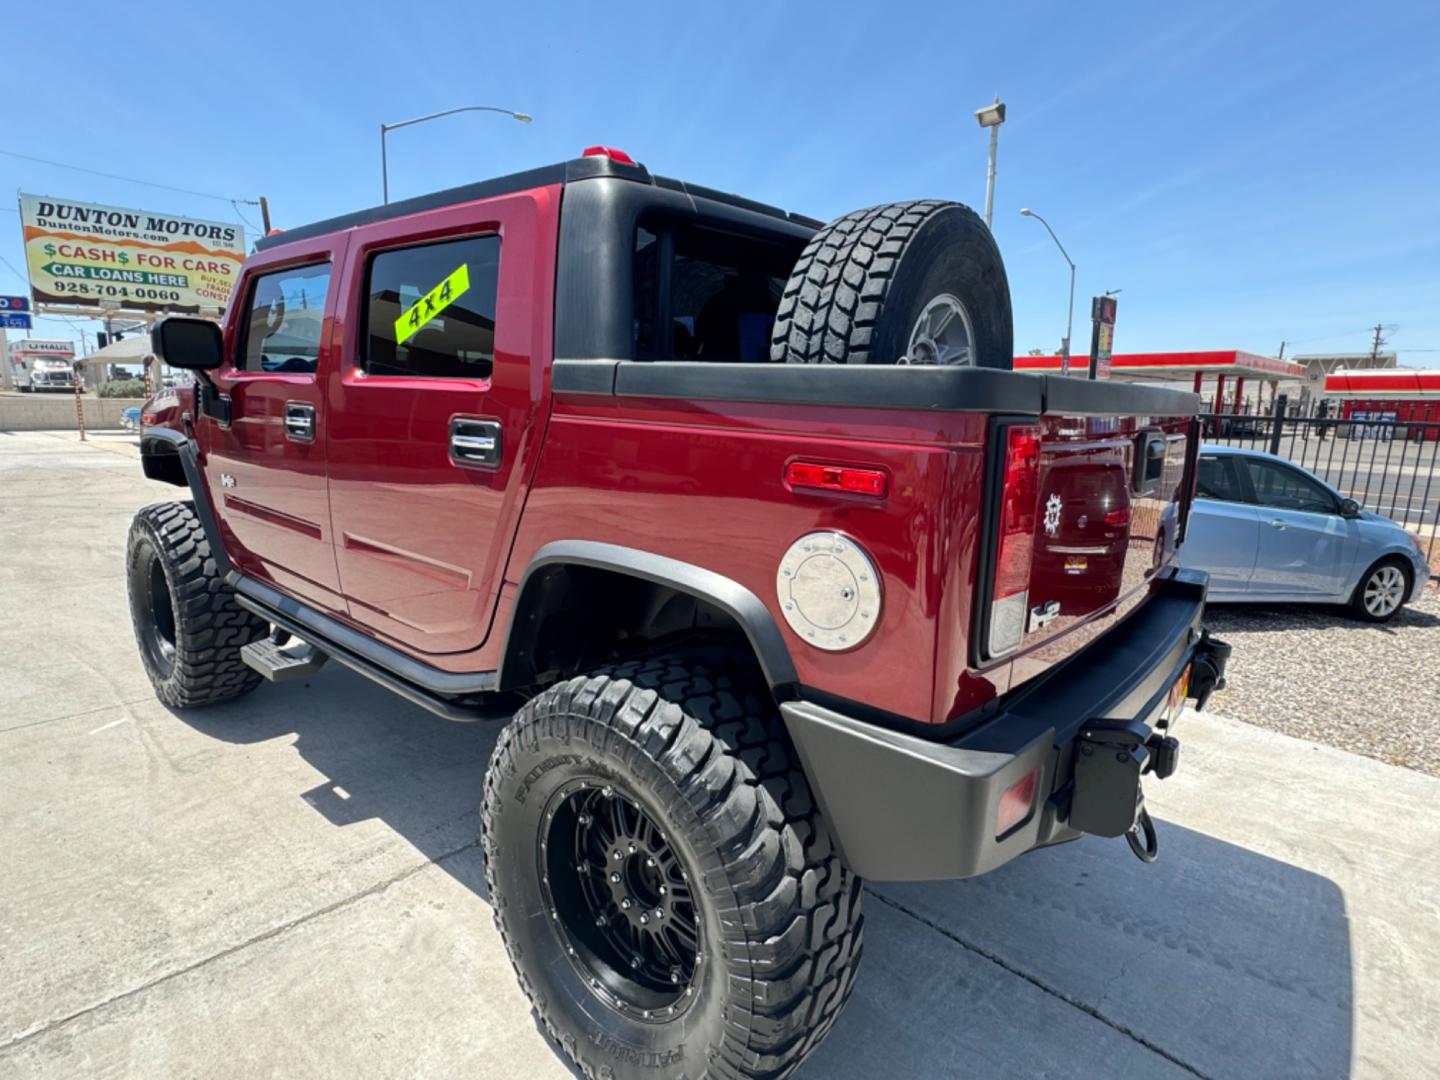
[254,155,822,252]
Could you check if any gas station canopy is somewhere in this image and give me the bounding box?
[1324,369,1440,399]
[1013,350,1308,381]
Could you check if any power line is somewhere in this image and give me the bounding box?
[0,148,259,206]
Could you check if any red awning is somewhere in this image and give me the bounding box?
[1324,369,1440,398]
[1013,350,1307,380]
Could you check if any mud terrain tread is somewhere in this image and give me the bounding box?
[770,199,950,365]
[482,657,864,1079]
[128,501,266,707]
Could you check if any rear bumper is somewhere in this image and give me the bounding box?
[782,567,1224,882]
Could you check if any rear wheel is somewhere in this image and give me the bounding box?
[770,200,1012,368]
[1349,558,1411,623]
[482,657,863,1080]
[126,501,267,707]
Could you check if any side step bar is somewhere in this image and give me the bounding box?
[234,595,501,723]
[241,636,329,683]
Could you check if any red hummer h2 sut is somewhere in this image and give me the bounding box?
[129,148,1229,1079]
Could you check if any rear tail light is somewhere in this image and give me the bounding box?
[988,423,1041,658]
[1104,507,1130,527]
[996,767,1040,837]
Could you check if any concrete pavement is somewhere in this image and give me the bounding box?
[2,429,1437,1079]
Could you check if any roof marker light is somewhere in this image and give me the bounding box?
[582,145,638,166]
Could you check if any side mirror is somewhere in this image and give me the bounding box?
[1340,497,1361,519]
[151,317,223,371]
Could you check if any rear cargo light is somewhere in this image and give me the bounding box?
[784,461,887,497]
[988,423,1042,658]
[1103,507,1130,528]
[582,145,638,166]
[995,767,1039,837]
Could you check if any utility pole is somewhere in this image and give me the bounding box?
[1369,323,1386,363]
[259,196,272,234]
[1277,341,1286,361]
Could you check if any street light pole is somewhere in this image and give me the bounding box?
[1020,208,1076,375]
[380,105,533,204]
[974,97,1007,230]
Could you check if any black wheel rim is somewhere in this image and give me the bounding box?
[539,781,702,1021]
[141,549,178,675]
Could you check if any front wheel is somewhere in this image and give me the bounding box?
[1349,558,1411,623]
[482,658,864,1079]
[126,501,267,707]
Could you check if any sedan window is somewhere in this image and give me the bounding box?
[1242,459,1337,515]
[1196,455,1244,502]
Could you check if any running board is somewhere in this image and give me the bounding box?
[233,593,499,723]
[241,637,329,682]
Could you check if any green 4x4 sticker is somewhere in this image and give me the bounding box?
[395,263,470,344]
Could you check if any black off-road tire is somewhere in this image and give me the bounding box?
[482,658,864,1080]
[770,199,1012,368]
[126,501,267,708]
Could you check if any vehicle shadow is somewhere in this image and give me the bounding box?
[173,667,1352,1080]
[1205,597,1439,634]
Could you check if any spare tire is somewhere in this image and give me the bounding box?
[770,200,1012,368]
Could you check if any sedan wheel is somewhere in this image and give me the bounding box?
[1351,561,1409,623]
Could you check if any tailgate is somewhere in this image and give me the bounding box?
[974,399,1198,692]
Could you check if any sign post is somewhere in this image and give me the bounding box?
[1088,295,1117,380]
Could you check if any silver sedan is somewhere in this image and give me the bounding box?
[1180,445,1430,622]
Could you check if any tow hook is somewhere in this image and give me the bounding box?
[1127,804,1159,863]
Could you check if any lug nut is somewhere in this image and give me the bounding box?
[645,856,656,868]
[654,908,664,919]
[631,955,642,969]
[658,885,668,896]
[639,913,650,926]
[612,849,623,861]
[628,843,637,854]
[596,914,608,927]
[602,786,614,798]
[670,967,682,984]
[621,897,633,910]
[577,813,591,826]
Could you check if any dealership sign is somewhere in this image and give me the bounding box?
[19,194,245,316]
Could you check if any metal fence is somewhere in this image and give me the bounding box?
[1199,406,1440,573]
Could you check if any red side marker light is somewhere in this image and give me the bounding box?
[784,461,887,497]
[582,145,638,166]
[995,767,1039,838]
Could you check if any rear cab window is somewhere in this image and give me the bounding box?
[362,235,500,379]
[633,220,801,362]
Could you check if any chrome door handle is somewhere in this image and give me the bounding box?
[284,402,315,443]
[450,418,502,468]
[1266,519,1286,529]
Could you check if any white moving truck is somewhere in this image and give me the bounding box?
[8,339,77,392]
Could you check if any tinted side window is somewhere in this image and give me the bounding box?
[1242,460,1336,514]
[239,262,331,373]
[1195,455,1243,502]
[633,221,801,362]
[364,235,500,379]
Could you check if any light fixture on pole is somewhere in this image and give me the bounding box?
[1020,207,1076,376]
[380,106,533,204]
[974,97,1007,230]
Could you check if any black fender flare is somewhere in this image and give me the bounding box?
[140,427,233,577]
[498,540,798,693]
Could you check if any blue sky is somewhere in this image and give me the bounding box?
[3,0,1438,364]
